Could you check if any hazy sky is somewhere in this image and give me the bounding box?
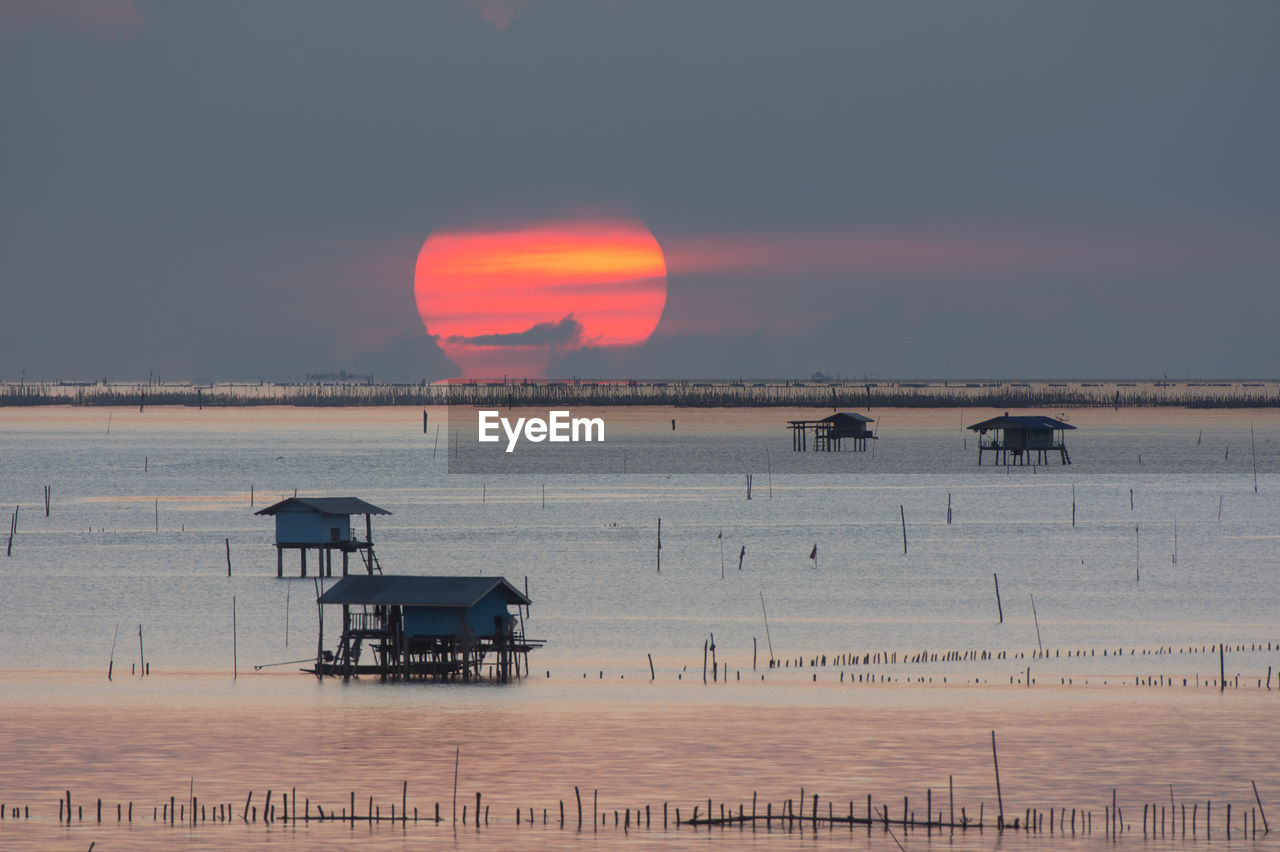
[4,1,1278,381]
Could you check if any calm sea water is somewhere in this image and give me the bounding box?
[1,405,1277,850]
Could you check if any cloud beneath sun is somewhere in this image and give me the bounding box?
[448,315,583,347]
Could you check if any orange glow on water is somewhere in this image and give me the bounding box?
[415,219,667,378]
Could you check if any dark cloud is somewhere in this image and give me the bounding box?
[450,315,582,347]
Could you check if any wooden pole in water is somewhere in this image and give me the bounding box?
[1252,423,1259,493]
[719,529,724,579]
[994,573,1004,624]
[225,538,231,577]
[760,592,774,664]
[991,731,1004,828]
[106,621,120,681]
[452,746,459,824]
[1253,781,1269,833]
[138,625,145,676]
[656,518,661,573]
[1030,593,1042,655]
[648,653,655,681]
[900,505,907,555]
[1220,644,1226,692]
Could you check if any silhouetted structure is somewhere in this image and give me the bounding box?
[313,575,541,683]
[967,413,1075,465]
[788,412,875,451]
[255,496,390,577]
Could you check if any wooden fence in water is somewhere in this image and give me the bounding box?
[3,379,1278,408]
[5,779,1270,843]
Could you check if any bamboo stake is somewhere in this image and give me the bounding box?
[452,746,459,824]
[900,505,907,555]
[993,573,1003,623]
[1030,593,1042,655]
[108,622,118,681]
[760,592,774,664]
[718,529,724,578]
[992,731,1004,828]
[1253,781,1269,833]
[656,518,661,573]
[1252,423,1258,493]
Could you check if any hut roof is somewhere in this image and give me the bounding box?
[966,414,1076,432]
[254,497,391,517]
[821,412,874,424]
[318,575,530,608]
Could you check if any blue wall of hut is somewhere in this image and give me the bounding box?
[274,511,351,544]
[403,591,515,638]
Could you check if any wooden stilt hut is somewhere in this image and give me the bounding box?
[313,575,542,683]
[788,411,875,451]
[255,497,390,577]
[967,413,1075,465]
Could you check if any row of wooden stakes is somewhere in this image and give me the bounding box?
[8,782,1269,841]
[776,640,1279,669]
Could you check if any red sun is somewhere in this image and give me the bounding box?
[414,217,668,378]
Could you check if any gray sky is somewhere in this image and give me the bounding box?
[3,1,1278,381]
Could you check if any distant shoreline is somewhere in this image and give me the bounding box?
[2,379,1278,408]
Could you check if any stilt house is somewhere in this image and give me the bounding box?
[788,411,875,451]
[314,575,541,683]
[255,496,389,577]
[967,413,1075,465]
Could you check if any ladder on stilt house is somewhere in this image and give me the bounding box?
[359,547,383,574]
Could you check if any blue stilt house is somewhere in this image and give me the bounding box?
[788,411,875,451]
[967,413,1075,465]
[315,575,541,682]
[255,496,390,577]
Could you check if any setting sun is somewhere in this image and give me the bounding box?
[414,218,668,378]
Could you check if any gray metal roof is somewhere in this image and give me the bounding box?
[967,414,1076,432]
[821,412,874,423]
[318,575,530,608]
[254,497,391,516]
